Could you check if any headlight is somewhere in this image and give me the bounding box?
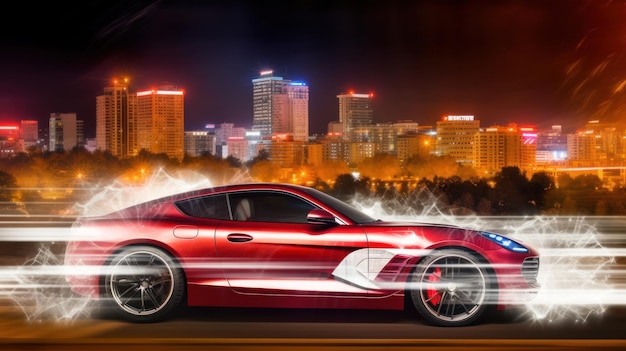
[480,231,529,253]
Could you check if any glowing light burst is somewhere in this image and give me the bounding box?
[352,192,620,324]
[4,244,94,321]
[1,173,623,326]
[75,168,216,217]
[2,168,221,321]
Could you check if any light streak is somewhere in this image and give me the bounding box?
[351,195,621,324]
[0,170,623,325]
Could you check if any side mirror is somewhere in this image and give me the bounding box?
[306,209,338,225]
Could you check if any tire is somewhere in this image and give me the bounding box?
[409,249,493,327]
[103,246,185,323]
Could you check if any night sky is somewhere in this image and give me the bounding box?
[1,0,625,137]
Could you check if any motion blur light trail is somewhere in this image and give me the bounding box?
[5,245,94,320]
[75,168,216,217]
[354,195,621,324]
[0,171,623,324]
[1,169,253,320]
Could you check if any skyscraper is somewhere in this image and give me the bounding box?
[473,124,522,175]
[272,82,309,142]
[436,115,480,166]
[252,70,289,139]
[337,92,374,141]
[20,120,39,150]
[49,112,83,152]
[96,78,136,158]
[136,86,185,161]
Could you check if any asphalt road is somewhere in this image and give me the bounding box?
[0,302,625,350]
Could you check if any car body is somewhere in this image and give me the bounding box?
[64,182,540,327]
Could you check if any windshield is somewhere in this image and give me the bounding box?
[300,187,377,224]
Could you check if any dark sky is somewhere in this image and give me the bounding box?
[1,0,625,137]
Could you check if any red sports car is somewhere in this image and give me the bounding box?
[64,182,540,327]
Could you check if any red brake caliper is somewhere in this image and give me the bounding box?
[427,267,442,306]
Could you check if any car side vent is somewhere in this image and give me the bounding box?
[521,257,540,285]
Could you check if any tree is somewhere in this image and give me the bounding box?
[0,170,17,201]
[245,149,270,168]
[354,176,372,197]
[315,160,350,184]
[569,174,606,214]
[405,155,465,180]
[570,174,603,191]
[490,166,537,215]
[358,153,400,180]
[249,160,280,182]
[332,173,358,200]
[528,171,555,211]
[225,155,242,168]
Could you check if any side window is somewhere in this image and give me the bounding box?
[175,194,230,220]
[229,191,316,224]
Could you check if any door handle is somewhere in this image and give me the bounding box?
[227,233,253,242]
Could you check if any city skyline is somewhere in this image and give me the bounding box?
[1,1,626,136]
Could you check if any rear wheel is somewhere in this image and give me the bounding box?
[103,246,185,322]
[409,250,493,327]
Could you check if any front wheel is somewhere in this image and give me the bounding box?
[103,246,185,322]
[409,250,494,327]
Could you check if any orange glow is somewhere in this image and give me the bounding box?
[112,77,129,85]
[136,90,184,96]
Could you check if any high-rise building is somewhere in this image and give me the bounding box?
[252,70,290,139]
[214,122,247,158]
[520,127,537,171]
[397,132,423,162]
[473,124,522,175]
[536,125,567,164]
[20,120,39,150]
[349,141,377,164]
[584,120,625,163]
[273,82,309,142]
[96,78,136,158]
[225,136,249,162]
[0,124,20,157]
[49,112,83,152]
[393,120,419,135]
[136,86,185,161]
[352,123,397,155]
[567,130,597,165]
[320,138,350,164]
[270,139,305,167]
[436,115,480,166]
[337,92,374,141]
[184,130,216,157]
[305,142,323,166]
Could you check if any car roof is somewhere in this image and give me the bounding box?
[137,182,314,205]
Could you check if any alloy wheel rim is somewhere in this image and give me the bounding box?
[419,254,487,322]
[109,251,175,316]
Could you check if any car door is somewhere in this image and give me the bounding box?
[214,190,370,297]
